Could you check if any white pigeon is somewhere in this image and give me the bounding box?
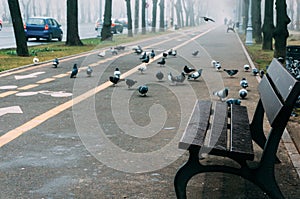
[110,47,118,55]
[215,61,221,71]
[213,87,229,101]
[188,69,203,80]
[211,60,217,67]
[114,68,121,77]
[98,50,106,57]
[239,88,248,99]
[243,64,250,71]
[33,56,39,65]
[86,66,93,77]
[138,64,147,73]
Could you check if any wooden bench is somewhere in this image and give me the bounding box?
[174,58,300,199]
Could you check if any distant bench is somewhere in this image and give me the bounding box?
[174,58,300,199]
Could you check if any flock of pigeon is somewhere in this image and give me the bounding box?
[30,42,263,102]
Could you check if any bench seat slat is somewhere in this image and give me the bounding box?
[208,102,228,151]
[179,100,212,149]
[230,104,254,160]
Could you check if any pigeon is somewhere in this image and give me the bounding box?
[171,49,177,57]
[201,16,215,22]
[139,52,147,60]
[33,56,39,65]
[224,69,239,77]
[252,68,259,76]
[125,79,137,89]
[109,75,120,85]
[183,65,196,74]
[211,60,217,67]
[188,69,203,80]
[98,50,106,57]
[259,69,265,78]
[240,78,248,88]
[138,85,148,96]
[141,55,150,63]
[70,63,78,78]
[150,49,155,59]
[168,72,186,85]
[213,87,229,101]
[226,98,241,106]
[157,58,166,67]
[243,64,250,71]
[168,49,173,55]
[239,88,248,99]
[86,66,93,77]
[138,64,147,73]
[213,61,221,71]
[114,68,121,78]
[163,52,168,58]
[156,71,164,81]
[52,58,59,68]
[192,50,199,56]
[115,45,125,51]
[110,47,118,55]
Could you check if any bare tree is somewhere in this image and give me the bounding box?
[134,0,139,34]
[8,0,29,56]
[101,0,113,40]
[296,0,300,30]
[152,0,158,32]
[125,0,133,37]
[159,0,165,31]
[141,0,146,34]
[252,0,262,44]
[273,0,291,58]
[262,0,274,50]
[66,0,83,45]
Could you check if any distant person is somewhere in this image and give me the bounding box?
[224,17,228,25]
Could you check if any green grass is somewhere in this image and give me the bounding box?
[0,32,166,72]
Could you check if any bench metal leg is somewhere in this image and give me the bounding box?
[174,145,285,199]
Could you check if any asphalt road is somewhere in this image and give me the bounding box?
[0,24,299,199]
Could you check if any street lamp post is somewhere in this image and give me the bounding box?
[245,0,253,45]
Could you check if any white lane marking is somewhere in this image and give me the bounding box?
[0,85,18,90]
[0,106,23,117]
[14,72,45,80]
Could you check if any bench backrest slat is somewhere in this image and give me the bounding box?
[179,100,212,149]
[258,58,300,127]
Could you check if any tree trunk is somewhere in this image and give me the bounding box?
[66,0,83,45]
[296,0,300,30]
[126,0,133,37]
[8,0,29,56]
[175,0,182,28]
[101,0,113,41]
[252,0,262,44]
[152,0,158,32]
[288,0,294,30]
[273,0,290,58]
[159,0,165,31]
[134,0,139,34]
[262,0,274,50]
[141,0,146,34]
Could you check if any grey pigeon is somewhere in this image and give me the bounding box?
[86,66,93,77]
[252,68,259,76]
[226,98,241,106]
[125,79,137,89]
[156,71,164,81]
[70,64,78,78]
[138,85,148,97]
[224,69,239,77]
[213,87,229,101]
[150,50,155,59]
[192,50,199,56]
[239,88,248,99]
[188,69,202,80]
[201,16,215,22]
[52,58,59,68]
[110,47,118,55]
[138,64,147,73]
[168,72,186,85]
[240,78,248,88]
[157,58,166,66]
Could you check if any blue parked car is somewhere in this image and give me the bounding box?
[24,17,63,41]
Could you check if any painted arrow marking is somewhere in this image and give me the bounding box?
[0,106,23,117]
[14,72,45,80]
